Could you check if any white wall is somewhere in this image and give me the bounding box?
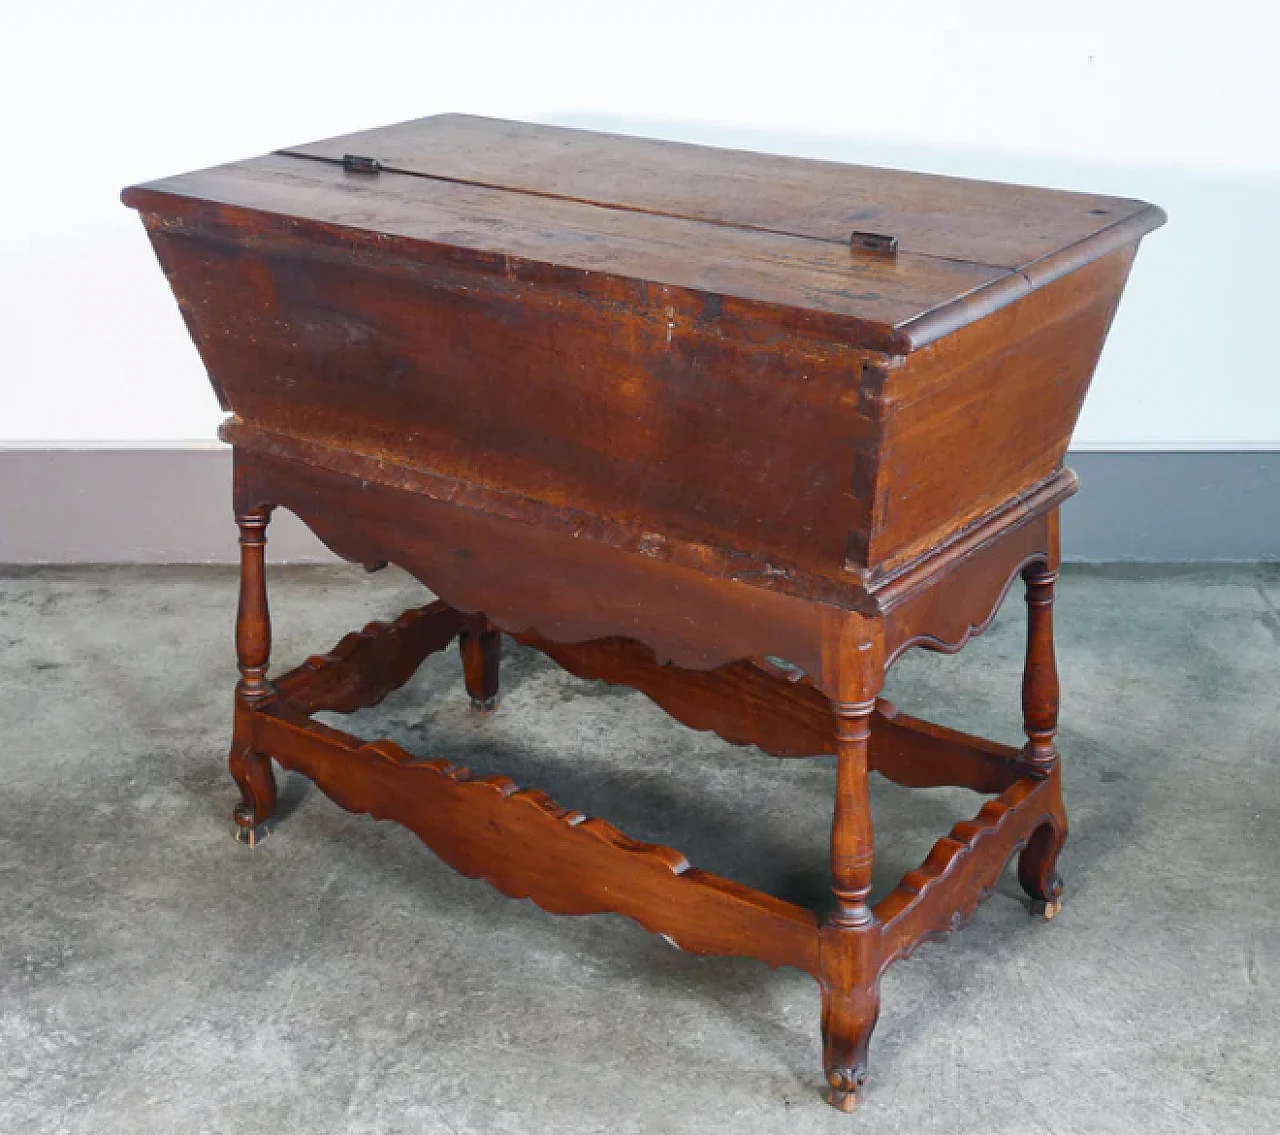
[4,1,1277,448]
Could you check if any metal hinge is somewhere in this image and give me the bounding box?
[850,231,898,254]
[342,154,383,174]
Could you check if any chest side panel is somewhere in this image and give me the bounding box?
[867,245,1140,578]
[143,216,886,581]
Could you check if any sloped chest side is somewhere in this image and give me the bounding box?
[864,245,1141,579]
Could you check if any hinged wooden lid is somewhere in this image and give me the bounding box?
[123,114,1165,354]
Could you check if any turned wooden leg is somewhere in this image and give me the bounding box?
[460,620,502,713]
[1020,561,1059,773]
[229,508,277,846]
[831,697,877,930]
[821,690,883,1111]
[1018,560,1067,916]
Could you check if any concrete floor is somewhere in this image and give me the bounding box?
[1,564,1277,1133]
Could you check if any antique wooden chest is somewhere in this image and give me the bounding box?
[123,115,1164,1113]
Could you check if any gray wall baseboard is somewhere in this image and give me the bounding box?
[0,449,334,564]
[1061,451,1279,562]
[2,448,1276,564]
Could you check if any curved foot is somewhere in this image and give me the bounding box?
[1018,818,1066,916]
[229,738,277,848]
[820,971,879,1113]
[469,694,500,715]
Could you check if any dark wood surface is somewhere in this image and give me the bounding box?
[122,115,1163,587]
[123,116,1161,1113]
[283,115,1140,263]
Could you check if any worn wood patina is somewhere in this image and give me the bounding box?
[123,114,1164,1112]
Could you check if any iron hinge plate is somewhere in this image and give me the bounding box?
[342,154,384,174]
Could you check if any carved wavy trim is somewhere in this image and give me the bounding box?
[512,629,836,759]
[518,629,1036,794]
[252,702,821,976]
[274,601,480,715]
[271,606,1037,802]
[885,552,1045,667]
[873,769,1063,977]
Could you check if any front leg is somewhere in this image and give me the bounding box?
[820,631,885,1112]
[1017,558,1068,917]
[229,508,277,846]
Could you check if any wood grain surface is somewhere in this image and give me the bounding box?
[125,115,1162,1113]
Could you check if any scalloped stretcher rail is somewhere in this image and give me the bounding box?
[249,604,1064,983]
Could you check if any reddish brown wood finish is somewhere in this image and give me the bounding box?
[224,552,1071,1109]
[864,251,1137,578]
[460,620,502,713]
[1017,562,1068,913]
[122,116,1163,1113]
[122,116,1163,593]
[275,601,478,716]
[228,509,276,846]
[281,115,1152,272]
[256,699,823,974]
[1022,563,1062,772]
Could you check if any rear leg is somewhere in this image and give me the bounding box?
[461,621,502,713]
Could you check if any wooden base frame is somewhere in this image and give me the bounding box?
[227,448,1070,1113]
